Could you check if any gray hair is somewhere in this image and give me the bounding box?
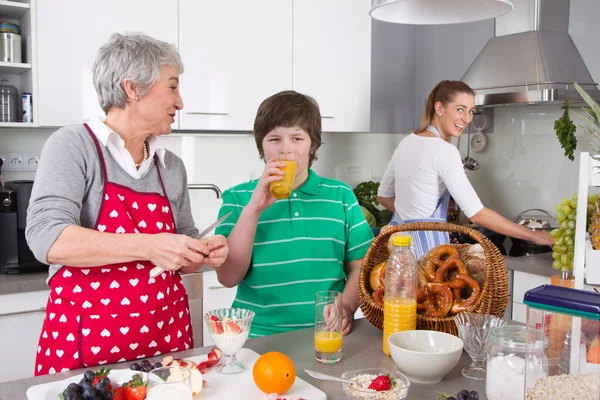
[92,32,184,113]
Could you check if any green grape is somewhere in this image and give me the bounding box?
[556,204,564,213]
[568,212,576,221]
[557,213,566,223]
[550,229,562,238]
[564,229,574,238]
[568,251,574,258]
[562,205,572,214]
[555,236,565,246]
[562,199,571,206]
[557,245,568,253]
[560,253,568,265]
[572,194,578,203]
[564,236,574,246]
[567,220,576,230]
[552,252,560,259]
[552,260,562,269]
[560,221,570,230]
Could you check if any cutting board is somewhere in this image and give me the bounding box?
[26,348,327,400]
[189,348,326,399]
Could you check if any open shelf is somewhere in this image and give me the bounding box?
[0,61,31,74]
[0,122,36,128]
[0,1,30,20]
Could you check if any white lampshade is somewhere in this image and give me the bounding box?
[370,0,514,25]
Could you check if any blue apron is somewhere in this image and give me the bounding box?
[390,125,452,259]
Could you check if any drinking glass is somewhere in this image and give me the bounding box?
[454,313,507,380]
[146,366,192,400]
[269,150,297,199]
[204,308,254,375]
[314,291,343,364]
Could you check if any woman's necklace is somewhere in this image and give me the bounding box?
[134,142,148,168]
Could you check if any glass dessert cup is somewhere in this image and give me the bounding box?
[454,313,507,380]
[203,308,255,375]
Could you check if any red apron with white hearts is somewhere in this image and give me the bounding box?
[34,124,194,376]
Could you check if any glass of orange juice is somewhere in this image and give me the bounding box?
[269,150,296,199]
[314,290,343,364]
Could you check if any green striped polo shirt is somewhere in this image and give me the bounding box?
[215,169,374,338]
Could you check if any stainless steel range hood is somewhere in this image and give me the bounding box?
[462,0,600,107]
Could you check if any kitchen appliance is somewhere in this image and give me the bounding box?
[508,208,556,257]
[0,180,47,274]
[462,0,600,107]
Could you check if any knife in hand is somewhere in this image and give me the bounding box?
[149,211,233,279]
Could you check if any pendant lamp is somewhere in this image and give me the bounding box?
[370,0,514,25]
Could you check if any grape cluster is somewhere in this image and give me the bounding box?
[59,372,112,400]
[130,359,162,373]
[550,194,599,272]
[438,389,479,400]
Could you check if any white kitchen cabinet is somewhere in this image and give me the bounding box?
[292,0,371,133]
[202,269,237,346]
[36,0,178,127]
[0,290,49,383]
[178,0,292,131]
[0,0,37,127]
[511,270,551,323]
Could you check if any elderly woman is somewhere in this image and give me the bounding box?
[27,32,228,375]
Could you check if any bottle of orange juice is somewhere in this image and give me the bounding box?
[382,235,417,356]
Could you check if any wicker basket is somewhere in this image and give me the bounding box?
[358,222,509,336]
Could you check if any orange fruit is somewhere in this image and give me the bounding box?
[252,351,296,394]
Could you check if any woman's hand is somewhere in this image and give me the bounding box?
[147,233,209,272]
[530,230,554,246]
[199,235,229,268]
[246,155,285,213]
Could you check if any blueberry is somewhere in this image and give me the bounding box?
[153,362,162,369]
[457,391,469,400]
[141,359,151,367]
[468,391,479,400]
[130,362,141,371]
[142,364,154,373]
[102,391,113,400]
[83,371,95,383]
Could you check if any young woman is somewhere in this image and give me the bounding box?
[377,80,553,258]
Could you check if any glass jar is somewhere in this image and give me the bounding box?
[486,325,548,400]
[0,79,18,122]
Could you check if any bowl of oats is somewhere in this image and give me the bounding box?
[341,368,410,400]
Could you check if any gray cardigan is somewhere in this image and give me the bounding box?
[26,124,199,278]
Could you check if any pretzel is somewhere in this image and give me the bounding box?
[424,245,460,282]
[421,282,453,318]
[449,274,481,315]
[434,257,468,283]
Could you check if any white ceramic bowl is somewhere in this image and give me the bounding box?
[388,330,464,384]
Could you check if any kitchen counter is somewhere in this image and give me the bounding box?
[0,272,48,295]
[0,267,214,296]
[503,253,554,277]
[0,318,489,400]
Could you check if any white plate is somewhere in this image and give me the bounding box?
[27,369,146,400]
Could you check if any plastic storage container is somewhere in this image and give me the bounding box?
[523,285,600,400]
[382,234,417,356]
[0,79,18,122]
[486,325,547,400]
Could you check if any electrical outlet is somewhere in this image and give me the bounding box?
[0,153,40,172]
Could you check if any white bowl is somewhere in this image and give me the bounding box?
[388,330,464,384]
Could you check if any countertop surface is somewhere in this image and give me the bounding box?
[0,318,490,400]
[0,267,213,296]
[1,254,555,296]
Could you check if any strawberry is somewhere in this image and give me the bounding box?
[91,367,112,391]
[112,387,126,400]
[124,373,146,400]
[226,320,243,334]
[210,315,224,334]
[368,375,392,391]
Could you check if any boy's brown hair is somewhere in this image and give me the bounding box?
[253,90,323,167]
